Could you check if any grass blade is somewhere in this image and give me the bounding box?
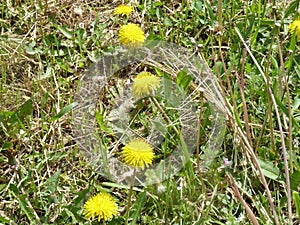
[51,102,78,121]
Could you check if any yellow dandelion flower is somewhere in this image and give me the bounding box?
[118,23,145,47]
[84,192,118,222]
[132,72,161,99]
[122,139,155,169]
[114,5,133,16]
[288,19,300,40]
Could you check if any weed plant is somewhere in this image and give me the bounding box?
[1,0,300,224]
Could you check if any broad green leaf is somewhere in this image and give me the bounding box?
[41,92,49,109]
[42,34,55,47]
[153,1,164,7]
[192,0,203,11]
[291,171,300,191]
[176,68,193,91]
[24,42,42,55]
[284,0,300,18]
[95,110,113,134]
[56,58,72,72]
[162,75,172,101]
[258,158,280,181]
[2,100,32,135]
[9,184,20,195]
[62,207,77,223]
[2,141,13,149]
[163,17,172,27]
[285,27,297,70]
[51,102,78,121]
[245,15,256,39]
[74,28,85,47]
[213,61,224,75]
[101,182,143,192]
[9,99,33,124]
[156,7,162,20]
[180,133,194,181]
[293,191,300,220]
[56,25,73,39]
[292,96,300,109]
[18,195,35,222]
[204,1,215,20]
[274,95,300,128]
[152,119,167,136]
[0,216,9,224]
[9,184,35,222]
[45,170,61,193]
[108,217,123,224]
[74,188,91,205]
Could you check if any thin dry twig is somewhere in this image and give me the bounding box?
[277,37,293,224]
[238,47,253,148]
[228,173,259,225]
[235,26,290,225]
[217,35,279,223]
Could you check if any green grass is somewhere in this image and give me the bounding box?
[1,0,300,224]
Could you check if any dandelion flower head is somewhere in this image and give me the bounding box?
[114,5,133,16]
[84,192,118,222]
[132,72,161,99]
[288,19,300,40]
[118,23,145,47]
[122,139,155,169]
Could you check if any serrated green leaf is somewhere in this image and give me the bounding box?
[51,102,78,121]
[45,170,61,193]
